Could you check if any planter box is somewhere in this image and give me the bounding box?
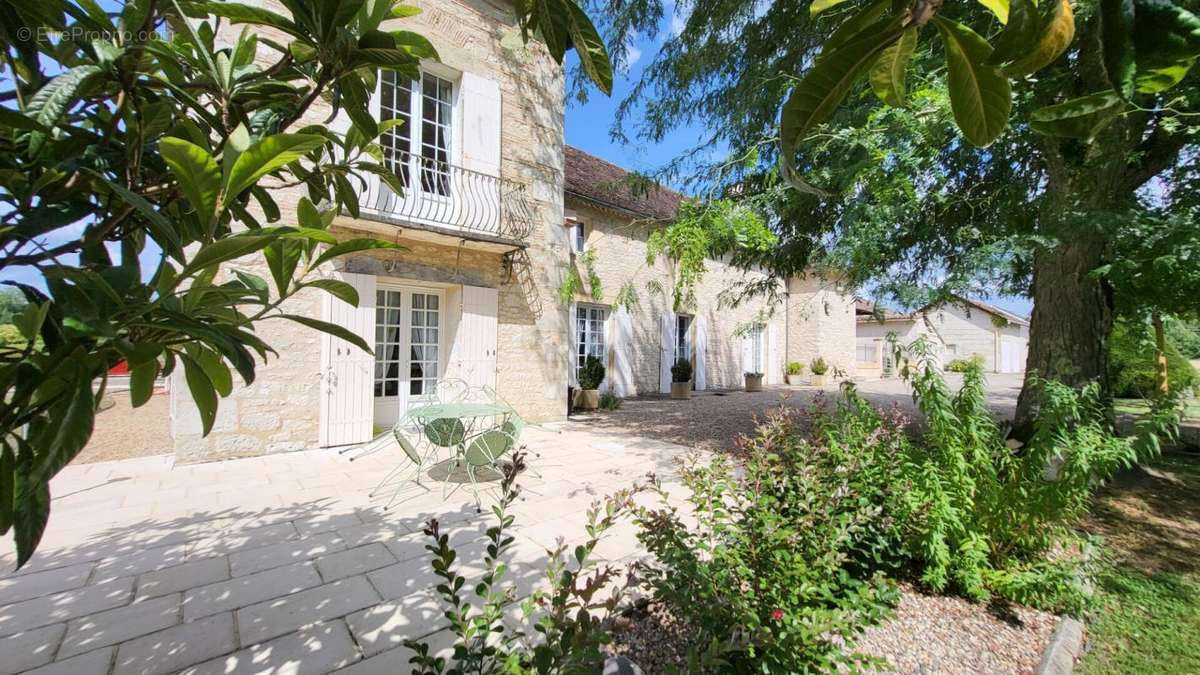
[811,374,826,386]
[670,381,691,400]
[744,374,764,392]
[785,374,802,385]
[576,389,600,410]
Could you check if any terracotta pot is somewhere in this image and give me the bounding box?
[576,389,600,410]
[811,374,826,386]
[670,381,691,399]
[785,374,802,385]
[744,374,764,392]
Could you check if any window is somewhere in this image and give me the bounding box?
[746,324,765,373]
[373,289,440,399]
[856,341,878,364]
[944,343,958,357]
[675,315,692,364]
[570,222,587,253]
[379,70,453,196]
[576,305,607,377]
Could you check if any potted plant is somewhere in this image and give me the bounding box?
[785,361,805,385]
[810,357,829,386]
[744,371,764,392]
[576,355,605,410]
[670,358,693,400]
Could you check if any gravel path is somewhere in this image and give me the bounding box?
[72,388,172,464]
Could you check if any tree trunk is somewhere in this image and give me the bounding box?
[1153,312,1169,395]
[1012,237,1114,435]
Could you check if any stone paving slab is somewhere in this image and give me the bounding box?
[0,421,695,674]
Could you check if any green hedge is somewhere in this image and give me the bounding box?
[1109,320,1198,398]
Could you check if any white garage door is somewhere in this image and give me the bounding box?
[999,338,1026,373]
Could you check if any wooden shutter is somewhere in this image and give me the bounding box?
[452,285,498,391]
[693,314,708,391]
[319,271,376,447]
[460,72,501,177]
[659,311,675,393]
[767,323,781,384]
[741,330,755,375]
[608,308,635,397]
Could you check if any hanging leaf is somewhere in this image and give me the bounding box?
[1030,91,1125,139]
[0,441,14,534]
[1131,0,1200,92]
[182,354,219,436]
[129,357,159,407]
[25,65,103,152]
[781,20,905,187]
[160,137,222,229]
[224,134,325,199]
[988,0,1041,65]
[975,0,1010,24]
[303,278,360,307]
[934,17,1012,147]
[13,469,50,567]
[1002,0,1075,77]
[811,0,852,16]
[819,0,891,58]
[563,0,613,96]
[1101,0,1136,98]
[278,314,373,354]
[179,232,280,278]
[309,238,406,270]
[869,28,918,106]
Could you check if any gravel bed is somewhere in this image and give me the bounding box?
[73,389,172,464]
[606,584,1058,674]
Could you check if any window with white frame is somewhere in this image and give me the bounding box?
[570,222,587,253]
[576,305,606,376]
[379,70,453,196]
[746,323,765,373]
[856,341,878,364]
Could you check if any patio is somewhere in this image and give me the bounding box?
[0,423,690,675]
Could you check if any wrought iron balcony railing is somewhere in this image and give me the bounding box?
[358,152,534,243]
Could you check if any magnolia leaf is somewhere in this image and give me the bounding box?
[934,17,1012,147]
[26,65,103,150]
[820,0,891,58]
[129,358,159,407]
[305,278,360,307]
[1030,90,1125,139]
[179,232,280,279]
[159,137,222,228]
[1131,0,1200,92]
[224,134,324,199]
[1101,0,1136,98]
[200,1,305,38]
[279,314,373,354]
[869,28,917,106]
[811,0,852,16]
[0,441,13,534]
[181,354,219,436]
[189,346,233,398]
[32,375,95,484]
[392,4,421,17]
[1003,0,1075,77]
[13,474,50,567]
[563,0,613,96]
[975,0,1010,24]
[310,238,407,271]
[988,0,1040,65]
[84,170,183,258]
[781,20,904,188]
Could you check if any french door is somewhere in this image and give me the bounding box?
[373,286,443,430]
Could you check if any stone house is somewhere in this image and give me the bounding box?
[170,0,854,461]
[855,296,1030,377]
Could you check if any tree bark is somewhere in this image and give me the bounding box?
[1153,312,1169,394]
[1012,237,1114,435]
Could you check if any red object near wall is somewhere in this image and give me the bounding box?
[109,361,129,375]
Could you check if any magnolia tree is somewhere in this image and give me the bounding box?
[0,0,611,566]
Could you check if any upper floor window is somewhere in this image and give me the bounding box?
[569,221,587,253]
[380,70,454,197]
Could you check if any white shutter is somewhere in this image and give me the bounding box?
[741,332,755,375]
[319,271,376,447]
[767,323,781,384]
[659,311,675,393]
[451,285,498,391]
[693,314,708,391]
[608,308,635,397]
[460,72,501,177]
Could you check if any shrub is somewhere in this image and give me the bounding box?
[1109,319,1198,398]
[599,391,622,410]
[632,401,900,671]
[405,452,640,673]
[578,355,605,390]
[785,361,805,375]
[671,358,693,383]
[1165,317,1200,359]
[946,354,985,372]
[810,357,829,375]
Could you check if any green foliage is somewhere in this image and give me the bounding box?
[671,357,693,383]
[646,199,775,312]
[578,355,605,390]
[1166,318,1200,359]
[405,452,640,673]
[1109,319,1198,398]
[810,356,829,375]
[0,0,609,566]
[598,390,623,410]
[786,361,806,375]
[633,416,900,671]
[0,289,27,325]
[558,250,603,305]
[946,354,985,372]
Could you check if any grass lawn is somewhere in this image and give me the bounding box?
[1113,397,1200,421]
[1077,452,1200,673]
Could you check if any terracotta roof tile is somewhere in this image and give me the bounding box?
[564,146,683,220]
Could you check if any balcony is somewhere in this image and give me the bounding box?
[356,152,533,251]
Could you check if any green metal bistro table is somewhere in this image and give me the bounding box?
[406,400,524,505]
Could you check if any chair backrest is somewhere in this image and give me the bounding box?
[435,379,470,404]
[392,426,422,464]
[464,427,515,467]
[424,417,466,448]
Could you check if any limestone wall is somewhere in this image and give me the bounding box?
[784,276,857,379]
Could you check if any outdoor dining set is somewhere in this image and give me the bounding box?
[341,379,528,509]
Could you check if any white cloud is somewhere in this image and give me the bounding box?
[625,41,643,68]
